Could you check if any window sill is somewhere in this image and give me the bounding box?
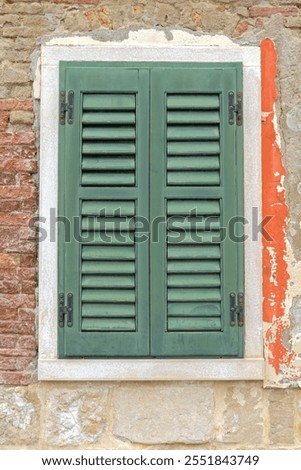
[38,358,264,381]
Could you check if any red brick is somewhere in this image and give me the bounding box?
[0,227,21,251]
[0,200,21,211]
[0,268,36,283]
[0,294,35,309]
[0,278,19,294]
[19,173,36,186]
[236,20,249,34]
[18,335,36,349]
[0,320,35,334]
[21,197,38,212]
[53,0,99,3]
[17,356,34,370]
[0,100,32,111]
[0,172,16,185]
[0,185,35,199]
[249,6,299,17]
[0,348,36,357]
[0,131,35,145]
[0,253,20,268]
[0,227,36,253]
[20,254,36,267]
[0,157,37,173]
[0,356,18,370]
[18,308,35,321]
[0,371,32,385]
[0,145,36,159]
[0,211,33,226]
[0,309,19,321]
[18,267,37,281]
[0,335,18,348]
[21,279,36,294]
[0,269,16,280]
[0,112,9,132]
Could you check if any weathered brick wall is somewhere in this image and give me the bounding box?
[1,0,301,448]
[0,98,37,385]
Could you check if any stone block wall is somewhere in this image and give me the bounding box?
[0,0,301,448]
[1,382,301,448]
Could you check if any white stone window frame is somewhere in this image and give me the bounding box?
[38,30,263,381]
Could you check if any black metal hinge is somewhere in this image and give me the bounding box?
[228,91,243,126]
[59,90,74,125]
[230,292,244,327]
[58,292,73,327]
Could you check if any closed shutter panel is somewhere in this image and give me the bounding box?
[150,66,244,357]
[58,63,244,359]
[58,66,150,357]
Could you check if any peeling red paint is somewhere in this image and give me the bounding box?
[261,39,291,375]
[265,318,295,375]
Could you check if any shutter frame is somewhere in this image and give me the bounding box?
[58,64,150,357]
[150,65,244,357]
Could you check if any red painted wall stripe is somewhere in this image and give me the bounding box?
[261,39,295,375]
[261,38,288,323]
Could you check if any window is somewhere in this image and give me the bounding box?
[38,31,263,379]
[58,62,244,358]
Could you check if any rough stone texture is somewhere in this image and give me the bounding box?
[112,383,214,444]
[217,382,264,445]
[0,386,40,446]
[0,382,299,448]
[44,385,110,446]
[268,389,295,445]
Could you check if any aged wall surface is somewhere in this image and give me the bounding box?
[1,0,301,449]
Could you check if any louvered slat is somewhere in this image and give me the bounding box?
[82,261,135,274]
[167,95,219,109]
[167,217,220,231]
[167,200,220,215]
[167,111,220,124]
[81,200,137,332]
[82,275,135,288]
[168,274,220,287]
[82,201,135,216]
[167,260,221,273]
[82,246,135,260]
[82,158,135,171]
[82,318,136,331]
[167,198,222,331]
[167,126,219,140]
[82,112,135,124]
[167,93,220,186]
[168,245,221,259]
[167,156,219,170]
[83,94,136,110]
[168,302,221,317]
[82,93,136,186]
[82,217,135,232]
[168,318,222,331]
[82,303,136,318]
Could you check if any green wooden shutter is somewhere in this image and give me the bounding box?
[58,64,150,357]
[150,65,244,357]
[58,62,243,358]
